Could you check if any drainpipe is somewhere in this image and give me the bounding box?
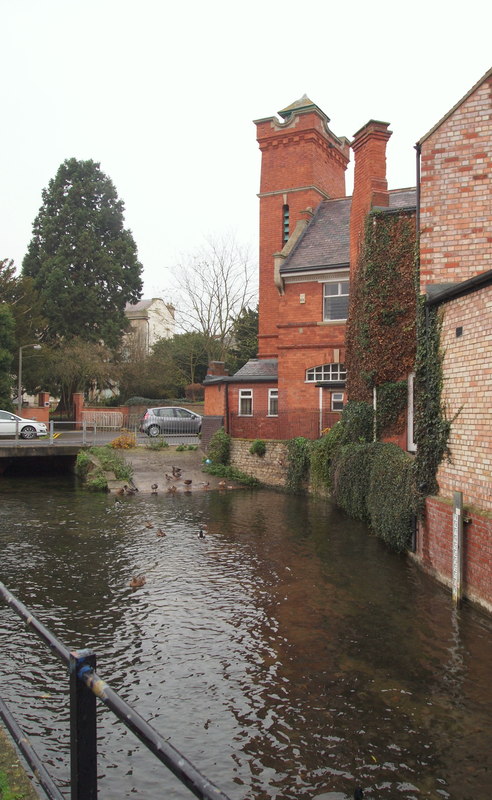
[414,141,423,554]
[224,382,229,434]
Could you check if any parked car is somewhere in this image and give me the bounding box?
[0,410,48,439]
[139,407,202,437]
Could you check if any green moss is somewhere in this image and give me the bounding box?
[202,463,259,487]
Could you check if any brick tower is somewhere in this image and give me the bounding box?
[254,96,350,358]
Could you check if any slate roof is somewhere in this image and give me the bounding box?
[233,358,278,381]
[203,358,278,385]
[281,188,416,274]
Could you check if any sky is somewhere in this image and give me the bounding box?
[2,0,491,304]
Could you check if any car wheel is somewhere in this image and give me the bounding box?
[147,424,161,437]
[20,426,37,440]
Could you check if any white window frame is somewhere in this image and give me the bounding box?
[305,363,347,383]
[331,392,344,411]
[323,280,349,321]
[239,389,253,416]
[268,389,278,417]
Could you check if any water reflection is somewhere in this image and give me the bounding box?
[1,476,492,799]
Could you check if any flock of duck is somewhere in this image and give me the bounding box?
[126,462,218,590]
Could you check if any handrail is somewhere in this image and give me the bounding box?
[0,582,232,800]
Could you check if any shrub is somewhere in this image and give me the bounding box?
[330,440,416,552]
[202,462,260,487]
[110,432,137,449]
[309,422,344,492]
[146,438,170,450]
[185,383,204,401]
[207,427,231,465]
[249,439,266,457]
[286,437,312,494]
[367,443,416,551]
[338,401,373,445]
[330,442,381,521]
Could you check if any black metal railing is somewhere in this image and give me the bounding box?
[0,582,232,800]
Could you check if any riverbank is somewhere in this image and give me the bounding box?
[123,446,237,494]
[0,725,39,800]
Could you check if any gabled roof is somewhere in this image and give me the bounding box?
[280,188,416,274]
[418,66,492,145]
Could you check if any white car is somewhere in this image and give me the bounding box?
[0,410,48,439]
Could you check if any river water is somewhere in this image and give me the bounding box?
[1,473,492,800]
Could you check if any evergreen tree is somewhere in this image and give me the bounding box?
[22,158,143,347]
[0,304,15,409]
[226,306,258,374]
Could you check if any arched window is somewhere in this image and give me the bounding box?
[282,204,290,245]
[305,363,347,382]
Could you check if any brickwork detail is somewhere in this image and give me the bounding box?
[417,497,492,614]
[420,75,492,285]
[434,286,492,509]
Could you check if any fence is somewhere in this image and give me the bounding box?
[0,581,232,800]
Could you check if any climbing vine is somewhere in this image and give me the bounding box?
[346,210,416,406]
[414,297,456,504]
[286,437,312,493]
[375,380,408,438]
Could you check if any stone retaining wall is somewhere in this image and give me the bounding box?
[229,439,289,488]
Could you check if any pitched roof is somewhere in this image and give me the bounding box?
[280,188,416,274]
[418,66,492,145]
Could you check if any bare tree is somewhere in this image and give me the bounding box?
[171,234,257,362]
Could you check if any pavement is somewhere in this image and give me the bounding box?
[121,445,230,495]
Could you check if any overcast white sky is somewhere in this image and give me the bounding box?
[1,0,490,303]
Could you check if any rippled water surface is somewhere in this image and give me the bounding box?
[1,473,492,800]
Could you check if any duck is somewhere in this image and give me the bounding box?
[165,473,173,481]
[183,479,192,487]
[144,520,154,529]
[198,528,206,539]
[200,482,210,490]
[124,485,136,496]
[151,483,158,494]
[156,528,166,537]
[129,575,146,589]
[115,487,125,495]
[218,480,226,489]
[167,485,177,493]
[172,466,182,477]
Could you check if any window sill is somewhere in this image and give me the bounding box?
[318,319,347,325]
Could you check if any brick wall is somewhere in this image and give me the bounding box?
[434,285,492,510]
[417,497,492,614]
[420,73,492,286]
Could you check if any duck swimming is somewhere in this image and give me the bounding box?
[151,483,158,494]
[156,528,166,537]
[129,575,146,589]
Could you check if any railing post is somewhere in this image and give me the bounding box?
[82,418,87,446]
[50,419,54,445]
[69,649,98,800]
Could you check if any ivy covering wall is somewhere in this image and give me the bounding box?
[346,210,417,438]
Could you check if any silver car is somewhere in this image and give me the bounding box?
[139,406,202,437]
[0,410,48,439]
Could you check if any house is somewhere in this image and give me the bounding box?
[124,298,175,354]
[415,67,492,611]
[204,97,416,446]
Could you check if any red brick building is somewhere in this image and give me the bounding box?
[415,67,492,611]
[204,97,415,442]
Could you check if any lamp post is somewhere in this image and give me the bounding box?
[17,344,42,417]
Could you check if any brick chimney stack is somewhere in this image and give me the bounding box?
[349,120,392,272]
